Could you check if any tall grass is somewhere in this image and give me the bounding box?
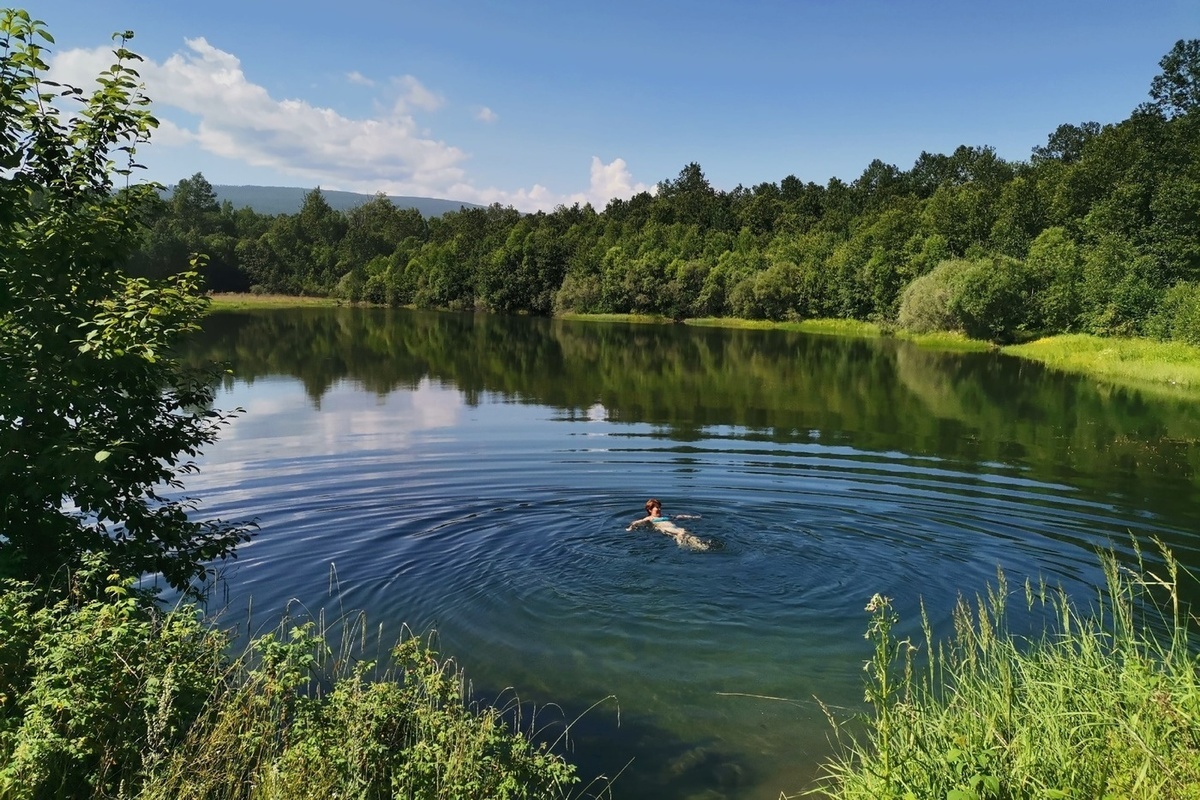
[810,543,1200,799]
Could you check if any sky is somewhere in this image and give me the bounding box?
[36,0,1200,212]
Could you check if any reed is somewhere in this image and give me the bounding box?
[809,543,1200,799]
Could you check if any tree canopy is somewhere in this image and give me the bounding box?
[123,40,1200,346]
[0,10,251,593]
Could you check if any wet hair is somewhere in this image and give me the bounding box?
[645,498,661,515]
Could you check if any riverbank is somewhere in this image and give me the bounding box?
[208,292,348,310]
[205,295,1200,393]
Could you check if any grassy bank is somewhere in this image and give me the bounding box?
[207,293,348,311]
[1003,334,1200,392]
[810,545,1200,799]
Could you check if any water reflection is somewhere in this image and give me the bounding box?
[187,307,1200,549]
[180,308,1200,799]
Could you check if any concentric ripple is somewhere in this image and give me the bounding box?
[178,375,1193,800]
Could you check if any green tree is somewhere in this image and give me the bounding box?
[1147,38,1200,119]
[0,11,251,593]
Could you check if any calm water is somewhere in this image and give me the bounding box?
[182,308,1200,800]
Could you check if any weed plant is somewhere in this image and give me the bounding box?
[810,543,1200,799]
[0,568,582,800]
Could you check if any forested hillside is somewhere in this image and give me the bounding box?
[180,184,479,217]
[131,40,1200,344]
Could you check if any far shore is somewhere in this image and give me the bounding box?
[206,294,1200,394]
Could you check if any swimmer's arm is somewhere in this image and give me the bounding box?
[626,515,653,531]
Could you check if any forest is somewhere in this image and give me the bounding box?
[131,40,1200,345]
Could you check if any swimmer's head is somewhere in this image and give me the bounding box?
[645,498,661,515]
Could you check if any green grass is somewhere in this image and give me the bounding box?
[809,543,1200,800]
[555,312,672,324]
[894,329,995,352]
[685,317,886,337]
[207,293,345,311]
[1004,334,1200,393]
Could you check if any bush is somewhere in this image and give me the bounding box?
[0,578,581,800]
[896,259,969,334]
[948,255,1029,342]
[1146,281,1200,345]
[0,573,225,798]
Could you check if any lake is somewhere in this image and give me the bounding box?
[182,307,1200,800]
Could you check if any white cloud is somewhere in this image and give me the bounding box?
[393,74,443,113]
[47,40,650,213]
[475,106,498,123]
[346,70,374,87]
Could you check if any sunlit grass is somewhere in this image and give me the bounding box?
[556,312,671,324]
[809,543,1200,800]
[207,293,346,311]
[893,329,995,352]
[1004,334,1200,391]
[685,317,885,337]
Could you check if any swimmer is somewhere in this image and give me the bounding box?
[627,498,711,551]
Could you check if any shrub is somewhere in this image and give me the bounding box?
[1146,281,1200,345]
[948,255,1029,342]
[0,573,225,798]
[896,259,969,334]
[0,576,581,800]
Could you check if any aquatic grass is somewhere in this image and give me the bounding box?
[1004,334,1200,392]
[809,544,1200,800]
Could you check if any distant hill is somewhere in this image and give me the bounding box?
[192,185,482,217]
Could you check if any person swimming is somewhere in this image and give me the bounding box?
[627,498,712,551]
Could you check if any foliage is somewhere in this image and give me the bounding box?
[811,544,1200,800]
[947,256,1029,342]
[0,567,225,798]
[148,626,578,800]
[124,40,1200,348]
[0,572,580,800]
[896,259,967,334]
[0,9,252,594]
[1147,281,1200,345]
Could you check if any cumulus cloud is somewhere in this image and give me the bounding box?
[346,70,374,86]
[475,106,498,123]
[47,39,649,212]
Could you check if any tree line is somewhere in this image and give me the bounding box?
[132,40,1200,344]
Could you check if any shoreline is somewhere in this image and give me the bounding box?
[206,294,1200,394]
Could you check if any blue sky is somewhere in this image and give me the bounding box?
[39,0,1199,211]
